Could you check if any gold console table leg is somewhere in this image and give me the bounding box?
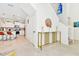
[38,32,42,50]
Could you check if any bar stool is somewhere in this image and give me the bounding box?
[0,32,4,41]
[7,32,13,40]
[11,31,16,39]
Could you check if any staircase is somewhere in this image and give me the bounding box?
[51,4,69,45]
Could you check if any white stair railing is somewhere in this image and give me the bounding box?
[51,4,69,45]
[58,22,69,45]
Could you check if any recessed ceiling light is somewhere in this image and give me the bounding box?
[2,13,5,15]
[8,4,14,7]
[13,14,15,16]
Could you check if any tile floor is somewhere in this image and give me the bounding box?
[14,36,79,56]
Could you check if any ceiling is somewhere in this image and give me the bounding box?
[0,3,53,24]
[0,3,28,23]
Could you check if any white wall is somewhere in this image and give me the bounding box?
[52,3,77,44]
[52,3,70,26]
[25,14,37,47]
[51,3,69,45]
[56,3,79,41]
[69,4,79,22]
[25,3,70,47]
[31,3,59,32]
[67,4,79,40]
[31,3,60,47]
[58,23,69,45]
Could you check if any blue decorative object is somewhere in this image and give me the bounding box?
[74,21,79,27]
[57,3,62,15]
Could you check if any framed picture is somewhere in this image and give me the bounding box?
[57,3,63,15]
[74,21,79,27]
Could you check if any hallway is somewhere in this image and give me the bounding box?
[14,36,79,56]
[0,3,79,56]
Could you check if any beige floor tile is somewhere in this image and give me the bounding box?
[1,36,79,56]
